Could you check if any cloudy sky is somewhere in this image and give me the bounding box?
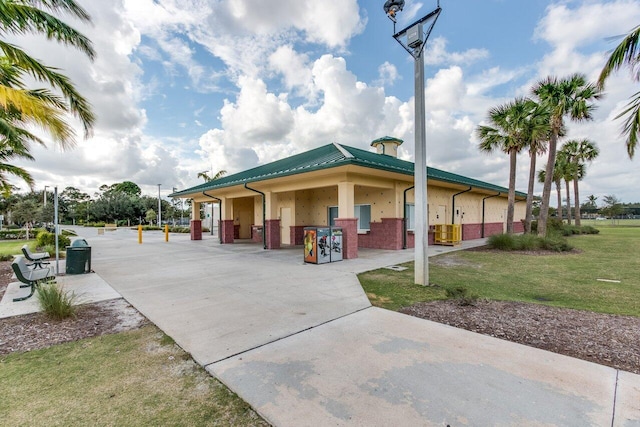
[12,0,640,205]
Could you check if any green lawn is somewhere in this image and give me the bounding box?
[0,239,36,257]
[0,325,268,426]
[359,227,640,316]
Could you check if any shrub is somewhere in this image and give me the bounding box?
[37,282,78,320]
[539,235,573,252]
[513,233,539,251]
[487,233,516,250]
[0,254,13,261]
[445,287,478,306]
[580,225,600,234]
[36,231,71,248]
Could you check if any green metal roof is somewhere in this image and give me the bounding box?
[170,142,525,197]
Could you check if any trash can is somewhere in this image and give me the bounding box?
[66,238,92,274]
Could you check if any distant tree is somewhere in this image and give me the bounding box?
[532,74,602,236]
[145,208,156,225]
[197,170,226,182]
[561,139,599,225]
[597,25,640,158]
[11,198,38,225]
[113,181,141,196]
[602,194,624,219]
[587,195,598,208]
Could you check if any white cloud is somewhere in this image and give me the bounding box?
[424,37,489,66]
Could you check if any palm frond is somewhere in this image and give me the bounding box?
[598,25,640,88]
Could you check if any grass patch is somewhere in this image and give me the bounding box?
[359,227,640,316]
[0,325,268,426]
[37,282,78,320]
[0,239,36,258]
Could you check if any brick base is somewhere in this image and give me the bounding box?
[334,218,358,259]
[265,219,280,249]
[358,218,403,250]
[291,225,305,246]
[220,220,235,243]
[190,220,202,240]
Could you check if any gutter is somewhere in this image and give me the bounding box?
[403,185,415,249]
[481,192,501,238]
[244,183,267,249]
[202,191,222,243]
[451,187,472,224]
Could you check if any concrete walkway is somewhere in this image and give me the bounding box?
[81,227,639,426]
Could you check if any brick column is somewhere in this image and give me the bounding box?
[334,218,358,259]
[265,219,281,249]
[220,219,235,243]
[190,219,202,240]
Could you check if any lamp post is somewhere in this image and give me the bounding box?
[384,0,441,286]
[43,185,49,207]
[157,184,162,227]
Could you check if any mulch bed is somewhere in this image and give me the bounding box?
[401,299,640,374]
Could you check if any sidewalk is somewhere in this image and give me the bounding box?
[16,228,640,425]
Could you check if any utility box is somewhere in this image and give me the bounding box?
[407,23,423,48]
[303,227,343,264]
[66,238,92,274]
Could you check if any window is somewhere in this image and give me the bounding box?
[355,204,371,231]
[405,203,415,231]
[328,206,338,226]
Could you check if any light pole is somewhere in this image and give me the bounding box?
[43,185,49,207]
[157,184,162,227]
[384,0,441,286]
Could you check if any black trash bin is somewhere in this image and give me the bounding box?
[66,238,92,274]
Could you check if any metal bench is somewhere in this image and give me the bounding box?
[11,256,55,302]
[21,245,50,269]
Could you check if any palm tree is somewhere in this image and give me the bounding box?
[522,100,551,233]
[0,0,95,149]
[597,25,640,158]
[538,162,564,224]
[532,74,602,236]
[477,98,533,234]
[556,150,575,225]
[197,170,227,182]
[561,139,599,226]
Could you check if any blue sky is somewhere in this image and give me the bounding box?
[13,0,640,205]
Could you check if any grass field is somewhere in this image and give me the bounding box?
[359,227,640,317]
[0,240,36,257]
[0,325,268,426]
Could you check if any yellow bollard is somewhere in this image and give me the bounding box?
[165,224,169,242]
[138,224,142,244]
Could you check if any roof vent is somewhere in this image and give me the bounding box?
[371,136,403,158]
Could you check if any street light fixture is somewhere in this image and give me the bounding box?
[384,1,441,286]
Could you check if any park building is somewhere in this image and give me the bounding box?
[170,137,526,259]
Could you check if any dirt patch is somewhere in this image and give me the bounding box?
[401,299,640,374]
[0,261,148,355]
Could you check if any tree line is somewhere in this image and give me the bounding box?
[477,23,640,235]
[0,181,190,227]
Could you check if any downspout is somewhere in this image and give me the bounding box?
[451,187,472,224]
[244,183,266,250]
[481,192,501,238]
[403,185,415,249]
[202,191,222,244]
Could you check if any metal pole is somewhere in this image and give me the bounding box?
[157,184,162,227]
[413,36,428,286]
[44,185,49,207]
[54,186,59,274]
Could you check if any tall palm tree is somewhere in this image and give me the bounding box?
[532,74,602,236]
[477,98,533,234]
[0,0,95,149]
[597,25,640,158]
[538,162,564,223]
[556,150,575,225]
[523,100,551,233]
[561,139,599,226]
